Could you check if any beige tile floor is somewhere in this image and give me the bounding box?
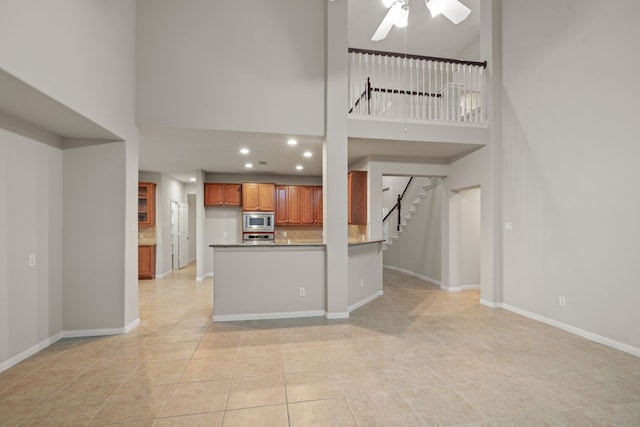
[1,264,640,426]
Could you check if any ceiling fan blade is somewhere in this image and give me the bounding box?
[441,0,470,24]
[371,5,396,41]
[425,0,471,24]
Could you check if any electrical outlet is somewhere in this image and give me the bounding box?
[559,296,566,307]
[299,287,305,297]
[223,231,228,237]
[28,254,36,267]
[283,231,287,237]
[360,279,364,288]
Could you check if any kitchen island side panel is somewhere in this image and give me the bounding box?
[212,247,326,319]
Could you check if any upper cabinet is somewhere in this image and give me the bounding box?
[276,185,323,226]
[300,186,323,225]
[204,183,241,207]
[242,182,275,212]
[276,186,301,225]
[348,171,367,225]
[138,182,156,226]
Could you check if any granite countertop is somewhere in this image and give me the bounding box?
[348,239,385,246]
[210,242,325,248]
[210,239,384,248]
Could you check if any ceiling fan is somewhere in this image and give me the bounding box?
[372,0,471,41]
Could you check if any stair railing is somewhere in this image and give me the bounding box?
[383,177,414,232]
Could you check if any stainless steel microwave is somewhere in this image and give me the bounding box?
[242,212,274,232]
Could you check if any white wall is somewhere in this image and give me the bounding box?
[500,0,640,350]
[187,194,197,263]
[0,0,139,367]
[63,142,127,331]
[204,173,322,186]
[136,0,325,136]
[348,244,383,309]
[0,0,137,142]
[0,122,63,368]
[458,187,481,287]
[205,207,243,276]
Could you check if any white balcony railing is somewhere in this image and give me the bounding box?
[349,48,488,125]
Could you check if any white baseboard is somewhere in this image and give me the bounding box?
[442,286,462,292]
[213,310,326,322]
[479,298,501,308]
[383,265,442,287]
[124,318,141,333]
[462,284,480,290]
[325,312,350,320]
[349,291,383,312]
[486,302,640,358]
[0,332,63,373]
[196,272,213,282]
[155,270,171,279]
[1,318,142,373]
[63,318,141,338]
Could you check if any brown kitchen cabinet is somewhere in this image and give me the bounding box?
[276,186,301,225]
[313,186,323,224]
[242,182,275,211]
[138,245,156,280]
[138,182,156,226]
[348,171,367,225]
[300,186,323,225]
[277,185,322,226]
[204,183,241,207]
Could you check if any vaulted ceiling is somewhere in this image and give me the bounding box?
[139,0,481,182]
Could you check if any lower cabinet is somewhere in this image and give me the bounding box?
[138,245,156,280]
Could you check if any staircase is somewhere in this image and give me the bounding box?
[383,177,435,250]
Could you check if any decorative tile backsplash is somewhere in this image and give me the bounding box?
[349,224,368,243]
[274,225,323,243]
[138,225,157,245]
[273,224,369,243]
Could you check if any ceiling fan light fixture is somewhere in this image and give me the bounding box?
[391,3,409,28]
[425,0,471,24]
[425,0,444,17]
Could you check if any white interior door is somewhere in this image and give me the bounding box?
[171,201,179,270]
[178,202,189,269]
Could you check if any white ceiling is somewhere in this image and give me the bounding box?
[0,0,479,181]
[348,0,480,59]
[139,0,481,182]
[139,127,324,182]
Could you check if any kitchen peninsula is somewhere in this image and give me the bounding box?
[209,239,384,321]
[207,174,382,321]
[209,242,326,321]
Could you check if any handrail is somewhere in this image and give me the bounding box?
[348,47,487,68]
[348,78,373,114]
[372,87,441,98]
[383,177,414,232]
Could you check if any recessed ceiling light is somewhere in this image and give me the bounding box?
[189,177,196,182]
[287,139,298,146]
[303,151,312,158]
[296,165,303,171]
[240,148,249,154]
[245,163,253,169]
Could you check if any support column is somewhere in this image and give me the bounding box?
[195,169,207,281]
[324,0,349,318]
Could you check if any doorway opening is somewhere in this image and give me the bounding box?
[448,186,481,291]
[171,200,189,270]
